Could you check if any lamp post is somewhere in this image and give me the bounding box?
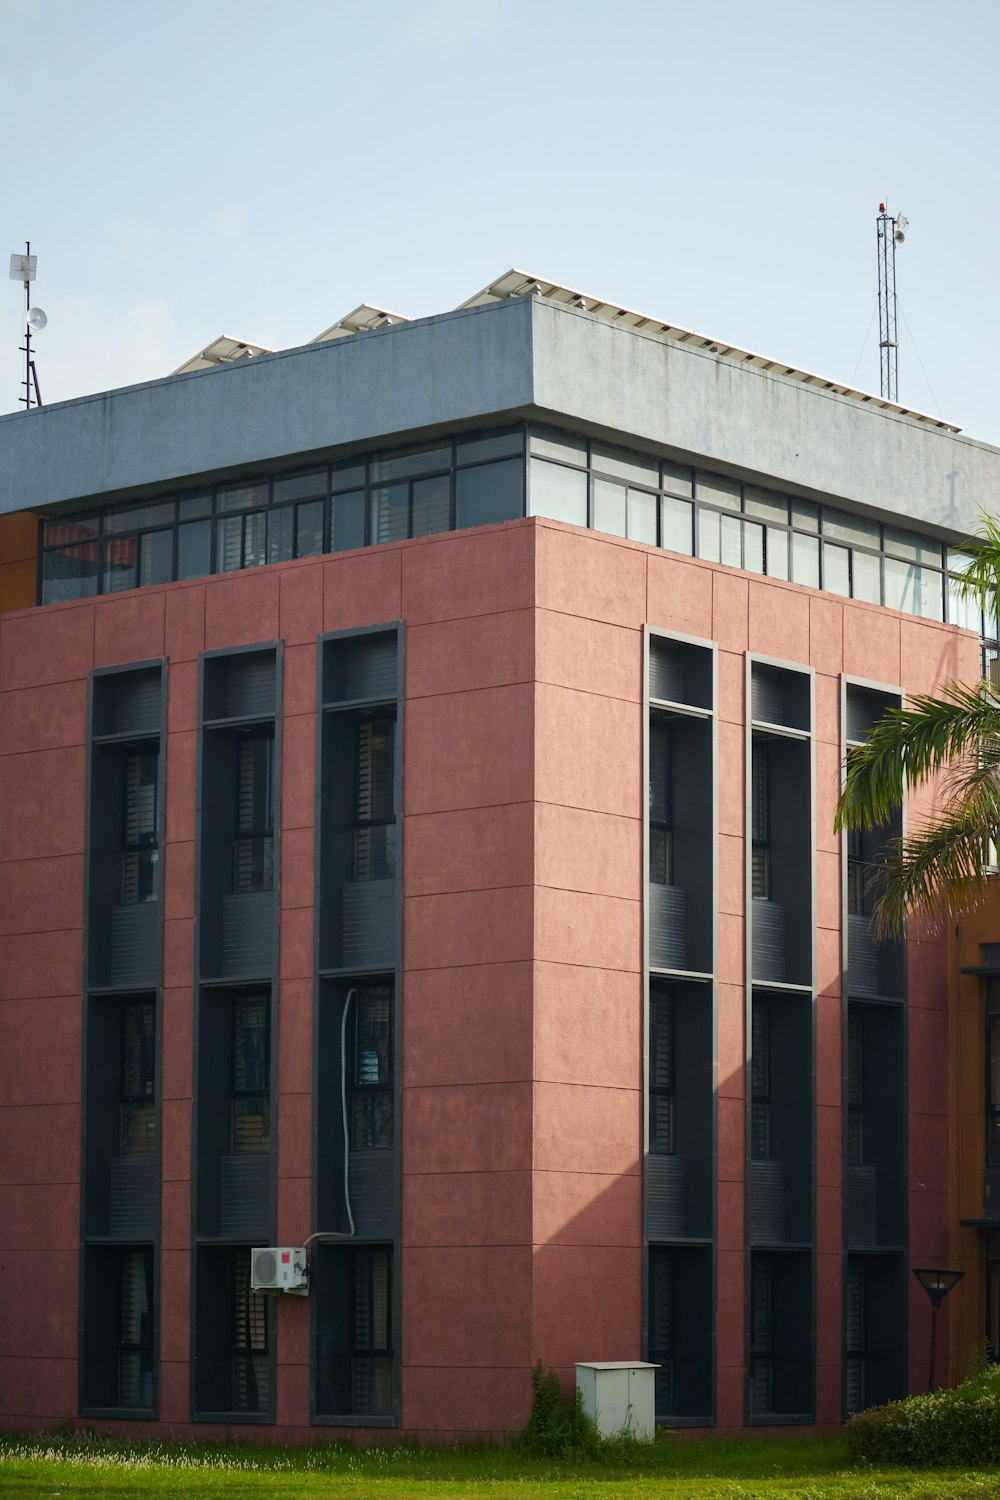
[913,1268,965,1392]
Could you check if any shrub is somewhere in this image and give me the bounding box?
[519,1361,601,1459]
[845,1365,1000,1467]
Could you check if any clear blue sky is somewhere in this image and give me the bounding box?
[4,0,1000,443]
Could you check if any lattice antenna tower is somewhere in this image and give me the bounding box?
[9,241,45,408]
[876,204,907,403]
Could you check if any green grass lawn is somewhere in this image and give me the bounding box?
[2,1433,999,1500]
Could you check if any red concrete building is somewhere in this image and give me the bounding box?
[1,272,998,1439]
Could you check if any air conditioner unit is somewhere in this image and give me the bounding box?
[250,1246,309,1296]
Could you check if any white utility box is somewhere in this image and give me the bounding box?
[576,1361,659,1440]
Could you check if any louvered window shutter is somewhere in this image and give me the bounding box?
[351,987,394,1149]
[847,1013,865,1166]
[354,719,394,881]
[751,748,770,898]
[650,992,675,1154]
[120,1001,156,1155]
[845,1262,864,1353]
[233,1247,269,1411]
[352,1250,392,1415]
[750,1257,773,1414]
[234,737,274,893]
[118,1250,152,1407]
[751,1001,772,1160]
[232,994,270,1153]
[120,748,157,904]
[649,1249,675,1414]
[649,721,672,884]
[650,1252,673,1352]
[845,1262,865,1413]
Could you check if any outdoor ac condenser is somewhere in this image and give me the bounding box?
[250,1246,309,1295]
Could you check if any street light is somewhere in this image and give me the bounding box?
[913,1268,965,1392]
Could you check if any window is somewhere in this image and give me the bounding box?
[751,747,771,899]
[38,423,960,635]
[749,1255,773,1414]
[351,1249,393,1416]
[231,993,270,1154]
[233,1247,269,1412]
[649,989,675,1154]
[662,495,693,555]
[648,1249,675,1415]
[845,1260,865,1414]
[233,734,274,893]
[350,986,394,1150]
[751,999,772,1160]
[987,1231,1000,1364]
[117,1249,154,1409]
[847,1011,866,1166]
[354,716,396,881]
[648,719,672,884]
[528,457,588,526]
[120,1001,155,1156]
[846,826,866,917]
[988,982,1000,1169]
[120,747,158,905]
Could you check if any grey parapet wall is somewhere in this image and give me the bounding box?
[4,289,1000,541]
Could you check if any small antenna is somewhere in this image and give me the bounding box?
[875,204,906,402]
[8,241,44,408]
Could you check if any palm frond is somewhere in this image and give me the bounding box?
[867,812,995,940]
[836,680,1000,832]
[950,512,1000,619]
[865,764,1000,938]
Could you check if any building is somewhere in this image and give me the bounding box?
[948,881,1000,1380]
[1,271,999,1440]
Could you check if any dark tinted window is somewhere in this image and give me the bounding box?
[455,458,523,529]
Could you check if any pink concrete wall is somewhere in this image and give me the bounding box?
[0,513,981,1439]
[531,527,644,1395]
[0,601,91,1425]
[400,524,537,1438]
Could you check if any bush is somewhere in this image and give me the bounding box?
[519,1361,602,1459]
[846,1365,1000,1467]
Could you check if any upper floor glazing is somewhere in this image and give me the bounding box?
[37,421,990,641]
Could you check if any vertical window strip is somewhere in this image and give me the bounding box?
[120,1000,156,1156]
[232,993,270,1154]
[751,747,771,900]
[845,1261,865,1415]
[750,1256,773,1414]
[352,1249,393,1416]
[354,717,395,881]
[351,986,394,1150]
[118,1249,153,1409]
[649,990,675,1154]
[648,719,673,885]
[234,735,274,893]
[120,747,158,905]
[233,1248,269,1412]
[847,1012,866,1167]
[751,1000,772,1161]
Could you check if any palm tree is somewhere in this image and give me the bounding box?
[834,519,1000,939]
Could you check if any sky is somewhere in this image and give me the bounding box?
[3,0,1000,443]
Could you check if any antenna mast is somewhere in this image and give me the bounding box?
[8,241,44,409]
[876,204,907,402]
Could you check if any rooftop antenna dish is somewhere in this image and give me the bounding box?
[876,205,907,402]
[8,241,43,408]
